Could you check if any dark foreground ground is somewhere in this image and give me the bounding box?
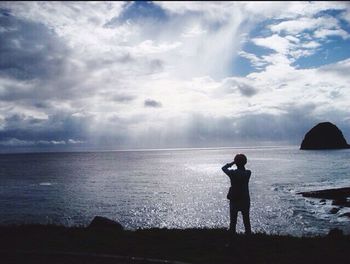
[0,225,349,264]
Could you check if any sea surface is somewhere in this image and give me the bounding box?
[0,146,349,236]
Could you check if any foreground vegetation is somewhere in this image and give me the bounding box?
[0,225,349,264]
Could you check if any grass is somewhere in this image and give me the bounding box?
[0,225,349,263]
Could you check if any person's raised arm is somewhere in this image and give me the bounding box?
[222,161,235,176]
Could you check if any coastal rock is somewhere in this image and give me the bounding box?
[298,187,350,208]
[329,207,340,214]
[298,187,350,200]
[300,122,350,150]
[339,212,350,218]
[88,216,124,231]
[327,228,343,237]
[332,197,347,206]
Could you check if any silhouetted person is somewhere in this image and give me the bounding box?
[222,154,251,235]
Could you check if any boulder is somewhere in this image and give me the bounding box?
[329,207,340,214]
[88,216,124,231]
[332,197,347,206]
[300,122,350,150]
[339,212,350,218]
[298,187,350,200]
[327,228,343,237]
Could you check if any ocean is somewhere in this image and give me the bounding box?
[0,146,349,236]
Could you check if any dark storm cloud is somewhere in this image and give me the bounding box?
[128,107,318,149]
[149,59,164,72]
[144,99,162,108]
[237,83,258,97]
[182,103,335,146]
[243,104,318,141]
[0,7,135,151]
[0,9,69,81]
[0,113,91,144]
[84,53,135,70]
[108,114,143,125]
[104,1,168,28]
[0,11,97,105]
[34,101,50,109]
[222,79,258,97]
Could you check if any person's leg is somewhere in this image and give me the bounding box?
[229,202,238,234]
[242,206,251,235]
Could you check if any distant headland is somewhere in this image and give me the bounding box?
[300,122,350,150]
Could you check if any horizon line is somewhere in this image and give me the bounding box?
[0,144,298,155]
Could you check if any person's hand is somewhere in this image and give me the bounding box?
[227,161,235,167]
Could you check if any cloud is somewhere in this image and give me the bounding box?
[238,51,264,66]
[318,58,350,77]
[269,16,340,35]
[0,111,93,148]
[131,40,182,56]
[111,94,136,103]
[0,2,349,150]
[1,2,126,39]
[243,2,348,20]
[341,8,350,24]
[144,99,162,108]
[237,84,258,97]
[0,138,35,146]
[154,2,236,22]
[313,28,350,39]
[300,41,321,49]
[241,3,349,72]
[252,34,293,54]
[0,13,69,81]
[221,78,258,97]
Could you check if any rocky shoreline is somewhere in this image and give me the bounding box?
[298,187,350,218]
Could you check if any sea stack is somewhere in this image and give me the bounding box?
[300,122,350,150]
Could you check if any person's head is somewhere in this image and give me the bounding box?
[234,153,247,167]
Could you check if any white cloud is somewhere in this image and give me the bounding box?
[252,34,293,54]
[154,1,236,21]
[270,16,339,35]
[242,3,349,70]
[289,49,315,60]
[2,1,126,31]
[243,1,348,19]
[313,28,350,39]
[285,35,300,43]
[341,8,350,24]
[129,40,182,56]
[238,51,267,68]
[181,24,207,38]
[68,139,84,144]
[301,41,321,49]
[319,58,350,77]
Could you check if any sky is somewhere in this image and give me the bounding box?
[0,1,350,152]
